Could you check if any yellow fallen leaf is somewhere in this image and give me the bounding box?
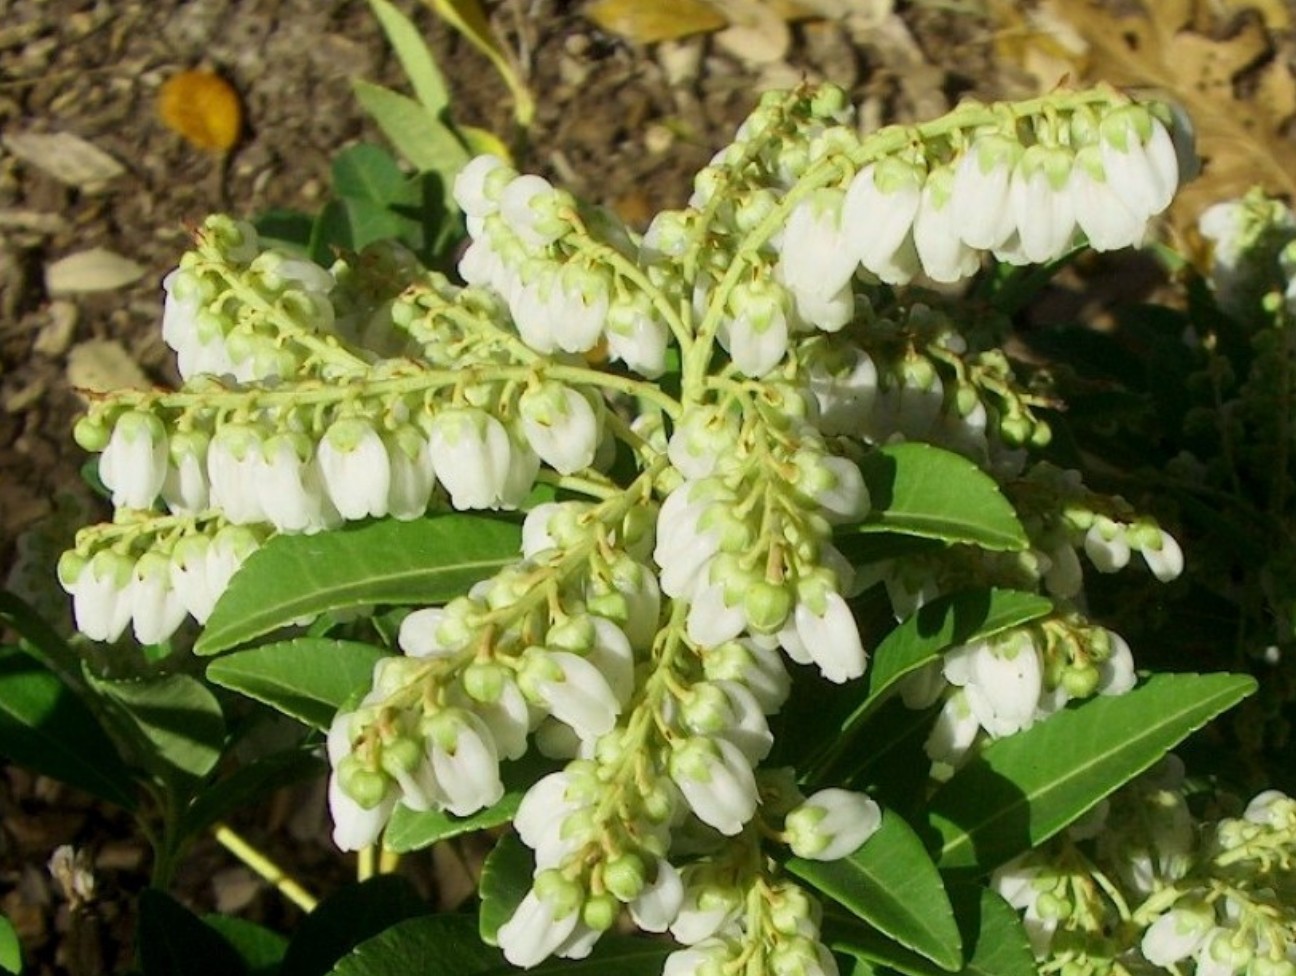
[157,70,243,152]
[585,0,728,44]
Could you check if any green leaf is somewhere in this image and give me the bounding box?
[201,916,288,976]
[384,752,557,853]
[350,80,469,180]
[138,890,247,976]
[253,209,315,254]
[856,443,1027,551]
[309,200,354,266]
[789,809,961,971]
[279,876,429,976]
[197,515,522,655]
[0,648,137,810]
[860,590,1051,725]
[88,672,226,791]
[0,590,87,694]
[207,639,389,729]
[478,832,532,946]
[0,913,21,975]
[928,672,1257,872]
[328,913,671,976]
[332,144,409,206]
[827,885,1035,976]
[366,0,450,116]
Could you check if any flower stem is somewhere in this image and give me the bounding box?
[212,821,319,912]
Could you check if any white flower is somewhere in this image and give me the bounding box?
[1069,148,1146,251]
[629,860,684,933]
[453,154,511,218]
[203,525,260,611]
[326,714,397,851]
[425,709,504,817]
[808,347,879,436]
[1006,146,1076,265]
[1099,108,1178,221]
[519,383,600,475]
[1141,905,1213,967]
[844,159,922,284]
[669,874,742,945]
[1139,529,1184,582]
[99,411,168,510]
[606,293,668,378]
[943,634,1042,738]
[721,278,789,377]
[160,430,210,514]
[913,170,979,282]
[663,939,737,976]
[168,535,214,623]
[786,788,883,861]
[703,638,791,714]
[1042,541,1083,598]
[951,135,1018,250]
[1097,631,1137,696]
[1084,518,1131,572]
[522,650,621,742]
[514,770,592,868]
[208,424,269,525]
[426,408,512,510]
[318,418,391,521]
[1243,789,1295,828]
[667,408,740,481]
[925,690,980,769]
[385,426,437,520]
[779,190,857,301]
[259,433,330,533]
[552,265,610,353]
[65,551,134,643]
[669,736,758,836]
[779,591,867,684]
[499,174,567,249]
[686,577,747,647]
[497,878,582,968]
[128,551,187,645]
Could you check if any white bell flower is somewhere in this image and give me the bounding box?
[1099,108,1179,220]
[128,551,187,645]
[786,788,882,861]
[208,424,269,525]
[1007,146,1077,265]
[65,550,134,643]
[426,408,512,510]
[522,649,621,742]
[951,134,1018,250]
[629,860,684,933]
[100,411,169,511]
[318,418,391,521]
[925,689,980,770]
[808,347,879,436]
[913,171,980,283]
[721,278,789,377]
[669,736,758,836]
[844,159,923,284]
[1141,904,1214,967]
[385,426,437,520]
[1139,529,1184,582]
[943,634,1042,738]
[259,433,327,533]
[203,526,260,610]
[326,713,397,851]
[686,577,747,648]
[552,265,610,354]
[1097,631,1137,696]
[453,154,512,218]
[160,430,210,514]
[497,873,584,969]
[1069,149,1146,251]
[606,293,668,378]
[669,872,743,945]
[425,709,504,817]
[168,535,214,623]
[519,383,600,475]
[778,189,857,302]
[499,174,567,249]
[1084,518,1131,572]
[779,591,867,684]
[703,638,792,714]
[663,939,738,976]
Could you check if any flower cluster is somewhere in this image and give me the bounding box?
[994,758,1296,976]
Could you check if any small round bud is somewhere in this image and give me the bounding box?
[338,757,389,809]
[463,661,507,704]
[1061,664,1100,699]
[582,893,618,932]
[603,853,647,902]
[743,580,793,634]
[73,415,111,452]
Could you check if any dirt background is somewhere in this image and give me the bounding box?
[0,0,1259,971]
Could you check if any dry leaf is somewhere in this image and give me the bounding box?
[714,0,793,62]
[1028,0,1296,224]
[45,248,145,294]
[66,340,149,397]
[157,69,243,152]
[1,132,124,188]
[585,0,728,43]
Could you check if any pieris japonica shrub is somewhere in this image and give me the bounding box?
[4,82,1292,975]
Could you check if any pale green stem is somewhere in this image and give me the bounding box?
[213,821,319,912]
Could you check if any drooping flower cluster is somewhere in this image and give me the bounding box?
[60,81,1204,976]
[994,758,1296,976]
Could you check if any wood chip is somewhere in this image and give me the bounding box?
[45,248,145,294]
[66,339,149,395]
[33,300,79,357]
[2,131,125,188]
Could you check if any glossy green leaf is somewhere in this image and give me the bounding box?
[0,590,86,693]
[197,515,522,655]
[206,639,389,729]
[0,648,137,810]
[351,80,469,180]
[138,890,247,976]
[201,916,288,976]
[478,832,531,946]
[254,208,315,254]
[280,876,429,976]
[181,749,323,837]
[88,672,226,790]
[826,885,1035,976]
[0,913,21,975]
[366,0,451,116]
[790,809,961,971]
[328,913,671,975]
[928,672,1256,872]
[856,443,1027,551]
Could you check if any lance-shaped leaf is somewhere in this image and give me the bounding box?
[0,647,137,809]
[478,832,532,947]
[366,0,451,117]
[206,639,389,729]
[790,808,962,972]
[927,672,1256,872]
[197,515,521,655]
[856,443,1028,551]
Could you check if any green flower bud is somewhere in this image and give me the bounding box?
[602,853,647,902]
[73,415,111,452]
[547,616,595,654]
[57,549,88,587]
[338,756,389,809]
[743,580,792,634]
[1061,664,1100,699]
[533,869,583,920]
[380,736,424,777]
[463,661,507,704]
[582,893,618,931]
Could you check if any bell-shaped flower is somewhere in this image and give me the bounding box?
[951,134,1019,250]
[1069,145,1146,251]
[913,169,980,282]
[1098,106,1179,220]
[520,648,621,742]
[318,418,390,521]
[426,408,512,510]
[128,551,187,645]
[62,550,134,643]
[797,452,870,524]
[808,347,878,436]
[1097,630,1137,696]
[721,278,789,377]
[778,189,857,302]
[326,713,398,851]
[1084,517,1131,572]
[606,293,668,378]
[669,736,758,836]
[208,424,269,525]
[703,638,791,714]
[669,871,743,945]
[925,690,980,769]
[385,425,437,520]
[1006,145,1077,265]
[664,939,740,976]
[259,432,329,532]
[552,265,610,354]
[499,174,568,249]
[497,871,584,968]
[100,410,168,511]
[1138,528,1184,582]
[519,382,600,475]
[203,525,260,608]
[514,767,597,868]
[844,158,923,284]
[168,535,214,623]
[629,860,684,933]
[667,406,741,480]
[1141,903,1214,967]
[453,154,513,218]
[779,589,867,684]
[423,709,503,817]
[770,936,841,976]
[160,429,210,514]
[944,634,1042,738]
[785,788,882,861]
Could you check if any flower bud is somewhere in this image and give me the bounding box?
[786,788,882,861]
[337,755,389,809]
